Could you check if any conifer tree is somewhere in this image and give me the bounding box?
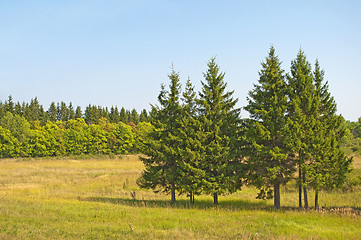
[5,95,14,113]
[306,60,352,208]
[139,109,149,122]
[48,102,57,122]
[245,46,294,208]
[75,106,82,119]
[120,107,128,123]
[109,106,120,123]
[179,78,204,204]
[68,102,75,120]
[60,101,69,122]
[137,68,184,203]
[14,102,23,116]
[197,58,241,205]
[130,109,139,124]
[287,49,316,209]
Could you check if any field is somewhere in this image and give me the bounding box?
[0,155,361,239]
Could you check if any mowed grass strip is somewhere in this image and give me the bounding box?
[0,155,361,239]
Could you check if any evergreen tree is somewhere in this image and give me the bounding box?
[68,102,75,120]
[137,68,184,203]
[197,58,241,205]
[5,95,14,113]
[120,107,128,123]
[245,46,294,208]
[75,106,82,119]
[14,102,23,116]
[48,102,57,122]
[287,49,316,209]
[306,60,352,208]
[109,106,121,123]
[130,109,139,124]
[179,78,204,204]
[139,109,149,122]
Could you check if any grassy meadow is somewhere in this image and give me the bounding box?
[0,155,361,239]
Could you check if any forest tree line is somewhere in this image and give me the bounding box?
[0,47,360,209]
[0,96,150,125]
[0,98,152,158]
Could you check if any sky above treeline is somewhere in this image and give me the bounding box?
[1,1,360,121]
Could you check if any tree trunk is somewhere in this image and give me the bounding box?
[315,190,319,210]
[171,185,176,203]
[298,167,302,208]
[274,182,281,209]
[213,193,218,205]
[303,187,308,209]
[302,172,308,209]
[189,192,194,205]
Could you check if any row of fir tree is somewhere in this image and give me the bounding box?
[0,96,150,125]
[138,47,352,209]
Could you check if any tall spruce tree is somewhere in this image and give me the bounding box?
[75,106,82,119]
[48,102,57,122]
[120,107,128,123]
[245,46,294,208]
[287,49,316,209]
[68,102,75,120]
[306,60,352,208]
[197,58,241,205]
[139,109,149,122]
[137,68,184,203]
[179,78,205,204]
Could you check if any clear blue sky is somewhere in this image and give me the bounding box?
[1,0,360,121]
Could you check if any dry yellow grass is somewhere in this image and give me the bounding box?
[0,154,360,239]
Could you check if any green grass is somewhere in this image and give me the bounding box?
[1,155,361,239]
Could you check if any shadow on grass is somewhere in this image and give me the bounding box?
[79,196,274,211]
[79,196,361,215]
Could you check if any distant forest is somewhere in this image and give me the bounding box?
[0,95,152,158]
[0,96,150,125]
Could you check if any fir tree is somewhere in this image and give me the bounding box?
[75,106,82,119]
[60,101,69,122]
[120,107,128,123]
[287,49,315,208]
[139,109,149,122]
[5,95,14,113]
[137,67,184,203]
[68,102,75,120]
[48,102,57,122]
[179,78,204,204]
[130,109,139,124]
[245,46,294,208]
[306,60,352,208]
[197,58,241,205]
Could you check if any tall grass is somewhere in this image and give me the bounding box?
[0,155,360,239]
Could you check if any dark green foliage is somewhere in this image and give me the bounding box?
[139,109,149,122]
[245,46,294,208]
[287,50,352,209]
[109,106,120,123]
[179,78,205,203]
[287,49,316,208]
[138,68,184,202]
[129,109,139,124]
[68,102,75,120]
[197,58,242,205]
[75,106,83,119]
[48,102,58,122]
